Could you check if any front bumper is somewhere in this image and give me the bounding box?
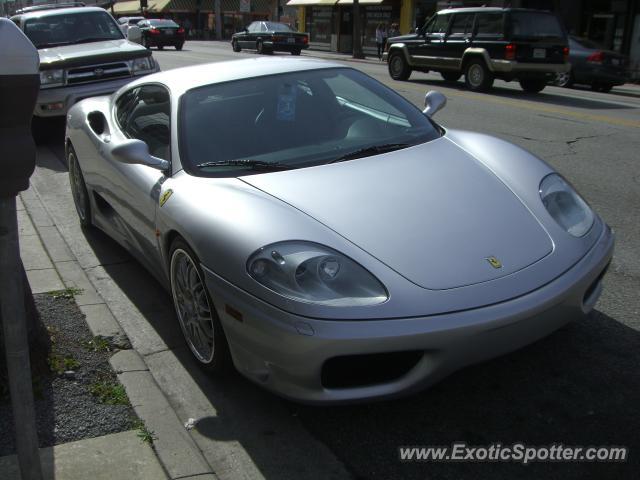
[35,75,152,118]
[203,224,613,404]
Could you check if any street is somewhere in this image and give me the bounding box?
[35,41,639,479]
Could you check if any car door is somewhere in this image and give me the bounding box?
[102,84,171,274]
[442,12,475,70]
[471,12,505,61]
[240,22,257,48]
[414,13,451,69]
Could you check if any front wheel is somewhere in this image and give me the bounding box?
[232,39,241,52]
[170,239,231,372]
[291,48,301,56]
[142,36,149,49]
[158,45,164,50]
[175,43,183,51]
[519,78,547,93]
[256,40,265,54]
[464,59,493,92]
[388,52,411,81]
[592,82,613,93]
[67,144,92,228]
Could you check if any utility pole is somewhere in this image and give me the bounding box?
[215,0,221,40]
[352,0,364,59]
[0,19,43,480]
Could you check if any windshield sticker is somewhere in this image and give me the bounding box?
[276,83,297,122]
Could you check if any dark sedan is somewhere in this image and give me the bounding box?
[138,18,185,51]
[556,36,629,92]
[231,21,309,55]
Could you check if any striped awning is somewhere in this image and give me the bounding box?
[286,0,383,5]
[113,0,270,14]
[113,0,171,14]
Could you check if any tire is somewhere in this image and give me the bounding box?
[67,144,92,229]
[142,36,149,49]
[170,238,231,372]
[554,71,573,88]
[256,40,264,54]
[291,48,301,56]
[441,71,461,82]
[158,45,164,50]
[519,78,547,93]
[592,82,613,93]
[175,43,183,51]
[464,59,494,92]
[388,52,411,81]
[232,39,241,52]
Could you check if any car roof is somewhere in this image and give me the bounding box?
[12,6,106,22]
[123,57,345,97]
[437,7,552,14]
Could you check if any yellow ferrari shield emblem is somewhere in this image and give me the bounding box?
[486,256,502,269]
[159,189,173,207]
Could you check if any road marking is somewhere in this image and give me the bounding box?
[387,80,640,129]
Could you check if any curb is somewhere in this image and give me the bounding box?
[19,182,218,480]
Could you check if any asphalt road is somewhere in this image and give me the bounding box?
[39,41,639,479]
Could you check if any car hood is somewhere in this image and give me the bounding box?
[242,137,553,290]
[38,39,149,69]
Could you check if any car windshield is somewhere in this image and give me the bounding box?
[509,11,564,39]
[24,11,124,48]
[570,36,603,50]
[179,68,441,177]
[265,22,293,31]
[148,19,179,27]
[129,17,144,25]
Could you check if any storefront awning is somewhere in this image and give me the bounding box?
[113,0,171,15]
[336,0,384,4]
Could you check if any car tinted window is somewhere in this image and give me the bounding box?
[450,13,474,35]
[475,13,503,36]
[149,19,179,27]
[23,11,123,48]
[265,22,292,31]
[119,85,171,161]
[247,22,259,32]
[509,12,564,39]
[429,14,450,34]
[179,68,440,177]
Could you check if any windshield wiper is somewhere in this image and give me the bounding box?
[75,37,115,44]
[196,159,292,171]
[329,143,410,163]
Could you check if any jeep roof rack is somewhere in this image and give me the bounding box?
[14,2,86,15]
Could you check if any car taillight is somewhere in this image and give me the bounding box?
[177,27,185,34]
[149,28,160,35]
[563,46,569,62]
[303,36,308,44]
[587,51,604,64]
[505,43,516,60]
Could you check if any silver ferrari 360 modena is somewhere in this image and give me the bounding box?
[65,57,613,404]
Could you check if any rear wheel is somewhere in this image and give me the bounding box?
[169,238,231,372]
[256,40,265,54]
[232,39,241,52]
[554,71,573,88]
[388,52,411,81]
[175,43,183,51]
[441,71,461,82]
[291,48,301,56]
[67,144,92,228]
[158,45,164,50]
[464,59,493,92]
[519,78,547,93]
[142,36,149,49]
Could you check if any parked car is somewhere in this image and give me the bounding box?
[384,7,570,93]
[555,35,629,92]
[117,15,145,37]
[66,58,613,404]
[231,21,309,55]
[137,18,185,50]
[10,4,158,137]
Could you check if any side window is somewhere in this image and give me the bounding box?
[248,22,259,32]
[475,13,503,36]
[118,85,171,161]
[429,14,450,35]
[450,13,474,35]
[115,88,138,130]
[260,23,268,32]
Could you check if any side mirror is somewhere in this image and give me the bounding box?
[415,27,420,34]
[127,25,142,44]
[422,90,446,118]
[111,139,169,171]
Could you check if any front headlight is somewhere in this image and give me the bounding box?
[247,241,388,307]
[539,173,594,237]
[131,56,154,74]
[40,69,64,87]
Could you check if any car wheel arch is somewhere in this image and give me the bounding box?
[461,49,493,72]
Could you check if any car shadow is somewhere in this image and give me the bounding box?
[407,77,635,110]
